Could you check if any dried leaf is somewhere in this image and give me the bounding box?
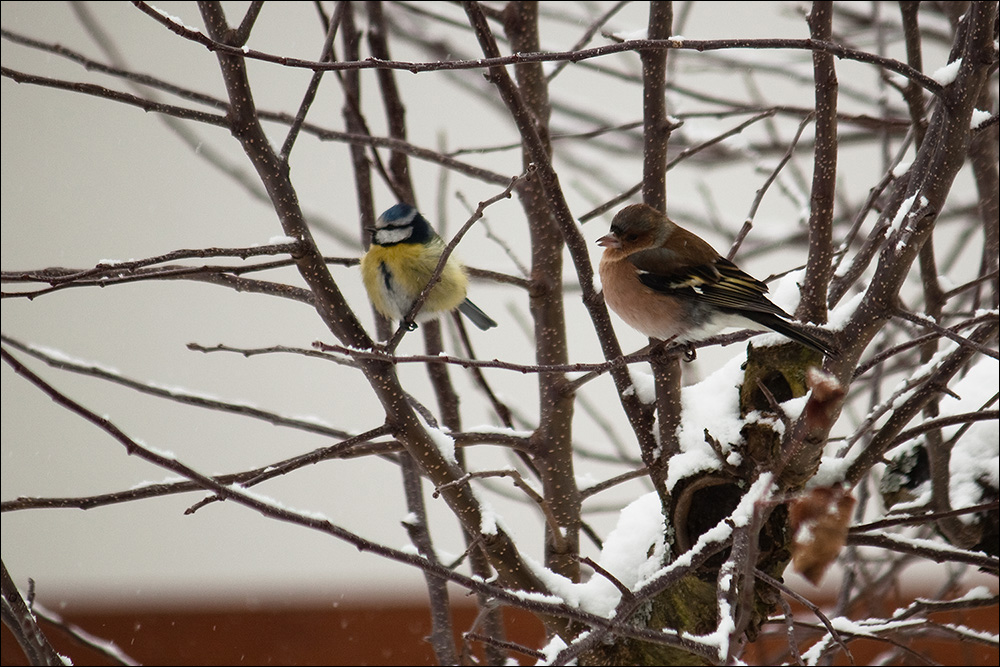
[789,485,856,585]
[803,367,846,432]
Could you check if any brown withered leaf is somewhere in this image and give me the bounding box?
[803,367,846,432]
[789,485,856,585]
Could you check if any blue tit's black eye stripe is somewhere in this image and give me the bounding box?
[381,217,414,230]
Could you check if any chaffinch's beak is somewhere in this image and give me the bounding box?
[597,233,620,249]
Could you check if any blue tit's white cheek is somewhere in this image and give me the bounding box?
[374,226,413,245]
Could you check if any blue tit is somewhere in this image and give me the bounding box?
[360,203,497,331]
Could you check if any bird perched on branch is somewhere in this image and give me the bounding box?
[361,203,497,331]
[597,203,838,357]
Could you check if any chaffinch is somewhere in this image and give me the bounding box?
[597,203,838,357]
[361,203,497,331]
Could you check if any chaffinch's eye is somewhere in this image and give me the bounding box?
[611,225,638,242]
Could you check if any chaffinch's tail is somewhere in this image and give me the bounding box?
[742,313,840,358]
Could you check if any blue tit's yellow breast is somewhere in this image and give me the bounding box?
[360,241,469,321]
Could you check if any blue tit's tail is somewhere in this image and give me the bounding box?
[458,298,497,331]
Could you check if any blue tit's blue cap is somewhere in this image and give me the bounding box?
[379,203,417,223]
